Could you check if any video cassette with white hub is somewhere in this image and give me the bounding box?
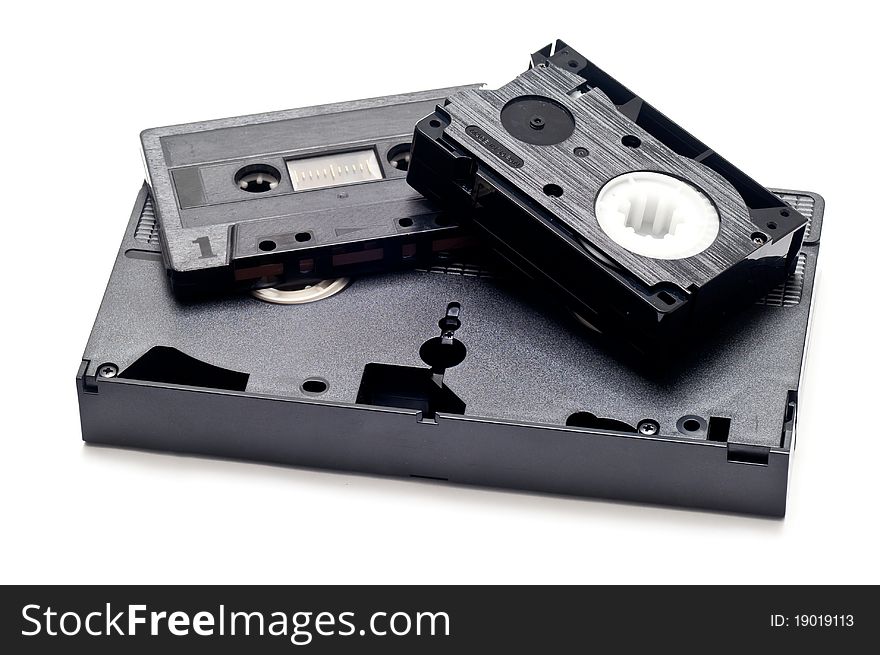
[407,41,809,353]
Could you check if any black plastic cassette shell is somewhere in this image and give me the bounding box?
[441,66,802,288]
[141,86,480,297]
[78,185,822,517]
[406,43,807,343]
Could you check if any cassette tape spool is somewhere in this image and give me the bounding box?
[141,86,480,299]
[406,41,809,352]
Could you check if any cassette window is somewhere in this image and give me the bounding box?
[286,149,383,192]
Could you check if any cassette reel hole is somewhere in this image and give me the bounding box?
[543,183,563,198]
[235,164,281,193]
[677,416,707,435]
[259,240,277,252]
[387,143,412,171]
[301,378,328,395]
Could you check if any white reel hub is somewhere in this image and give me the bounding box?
[595,171,720,260]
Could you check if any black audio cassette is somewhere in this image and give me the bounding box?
[407,41,809,352]
[77,184,822,516]
[141,86,480,298]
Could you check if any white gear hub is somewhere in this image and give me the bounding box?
[594,171,720,260]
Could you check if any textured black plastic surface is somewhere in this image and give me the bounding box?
[78,185,822,516]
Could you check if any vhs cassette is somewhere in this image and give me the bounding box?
[78,184,822,516]
[407,41,809,352]
[141,86,480,298]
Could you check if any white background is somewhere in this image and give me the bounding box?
[1,1,877,584]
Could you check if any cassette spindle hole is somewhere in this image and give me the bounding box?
[677,415,707,436]
[235,164,281,193]
[387,143,412,171]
